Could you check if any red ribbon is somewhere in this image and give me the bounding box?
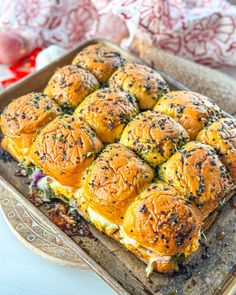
[1,47,42,87]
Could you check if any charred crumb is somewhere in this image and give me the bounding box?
[14,168,28,177]
[27,190,44,207]
[229,197,236,208]
[24,179,31,185]
[143,287,153,295]
[47,201,90,237]
[139,204,148,213]
[216,231,225,241]
[171,262,198,281]
[201,253,210,260]
[199,239,209,250]
[0,149,13,162]
[43,199,58,210]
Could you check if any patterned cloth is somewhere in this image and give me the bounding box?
[0,0,236,66]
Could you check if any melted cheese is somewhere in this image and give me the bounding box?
[119,227,173,276]
[119,227,139,247]
[87,207,119,235]
[46,177,77,200]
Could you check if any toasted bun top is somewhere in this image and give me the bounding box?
[74,88,139,143]
[109,63,169,110]
[82,143,154,225]
[44,65,99,109]
[154,91,222,140]
[0,92,61,138]
[197,118,236,181]
[30,115,103,187]
[159,141,234,219]
[120,111,189,167]
[72,44,125,83]
[123,180,202,256]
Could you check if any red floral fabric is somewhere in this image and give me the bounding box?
[107,0,236,66]
[0,0,236,66]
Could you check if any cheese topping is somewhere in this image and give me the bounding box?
[87,207,119,234]
[46,176,77,200]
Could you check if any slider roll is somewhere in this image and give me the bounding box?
[74,88,139,143]
[122,181,202,273]
[44,65,99,110]
[82,143,154,225]
[159,141,234,220]
[120,111,189,167]
[109,63,169,110]
[154,91,222,140]
[30,115,103,188]
[72,44,126,83]
[0,92,61,164]
[197,118,236,182]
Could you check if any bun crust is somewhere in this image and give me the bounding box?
[120,111,189,167]
[44,65,99,109]
[109,63,169,110]
[0,92,61,163]
[197,118,236,182]
[159,141,234,219]
[123,181,201,256]
[74,88,139,143]
[72,44,125,83]
[30,116,103,187]
[154,91,222,140]
[82,143,154,225]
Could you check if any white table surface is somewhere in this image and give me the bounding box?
[0,210,115,295]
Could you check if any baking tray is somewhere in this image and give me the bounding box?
[0,39,235,295]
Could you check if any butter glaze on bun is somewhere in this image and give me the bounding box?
[159,141,234,219]
[109,63,169,110]
[30,115,103,187]
[154,91,222,140]
[0,92,61,164]
[44,65,99,109]
[72,44,125,83]
[82,143,154,225]
[120,111,189,167]
[75,88,139,143]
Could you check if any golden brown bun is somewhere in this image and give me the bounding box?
[72,44,125,83]
[0,92,61,163]
[74,88,139,143]
[159,141,234,219]
[44,65,99,110]
[197,118,236,182]
[120,111,189,167]
[109,63,169,110]
[77,191,178,273]
[154,91,222,140]
[82,143,154,225]
[123,181,201,257]
[30,115,103,187]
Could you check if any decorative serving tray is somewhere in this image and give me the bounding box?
[0,189,87,268]
[0,39,235,295]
